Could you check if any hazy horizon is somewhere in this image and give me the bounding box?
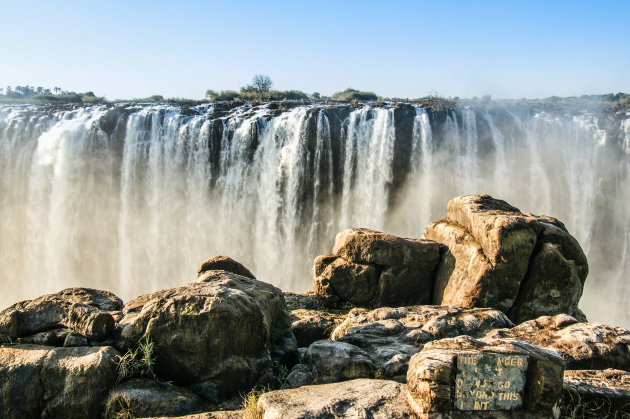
[1,0,629,101]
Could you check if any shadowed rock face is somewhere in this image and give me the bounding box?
[115,270,297,402]
[105,378,210,418]
[0,344,119,419]
[562,369,630,415]
[425,194,588,323]
[313,228,441,308]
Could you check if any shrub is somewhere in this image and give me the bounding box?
[330,88,378,102]
[242,387,267,419]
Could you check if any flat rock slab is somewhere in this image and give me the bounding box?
[485,314,630,370]
[257,378,414,418]
[562,369,630,416]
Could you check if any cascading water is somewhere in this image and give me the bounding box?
[1,102,629,327]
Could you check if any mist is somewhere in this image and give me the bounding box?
[0,102,628,328]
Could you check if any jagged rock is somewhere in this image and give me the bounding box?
[424,195,588,323]
[562,369,630,416]
[485,314,630,370]
[0,287,122,342]
[313,228,441,308]
[258,379,414,418]
[115,270,297,402]
[290,309,345,347]
[0,344,119,419]
[105,378,210,418]
[328,305,512,381]
[406,336,565,417]
[197,255,256,279]
[303,340,375,384]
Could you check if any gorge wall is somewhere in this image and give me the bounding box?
[0,101,628,326]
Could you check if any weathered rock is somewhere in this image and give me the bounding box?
[258,378,414,418]
[157,412,244,419]
[406,336,565,417]
[328,305,512,381]
[197,255,255,279]
[290,309,345,347]
[304,340,375,384]
[0,287,121,341]
[0,344,119,419]
[313,228,441,308]
[105,378,210,418]
[485,314,630,370]
[283,291,322,311]
[115,270,297,402]
[282,363,314,389]
[313,255,378,307]
[333,227,441,270]
[562,369,630,416]
[424,195,588,323]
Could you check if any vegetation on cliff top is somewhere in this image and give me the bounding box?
[1,78,629,111]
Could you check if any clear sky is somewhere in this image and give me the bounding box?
[0,0,628,100]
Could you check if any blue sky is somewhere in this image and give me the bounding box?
[0,0,628,100]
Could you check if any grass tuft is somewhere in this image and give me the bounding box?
[115,337,156,383]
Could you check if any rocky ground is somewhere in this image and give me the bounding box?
[1,195,629,418]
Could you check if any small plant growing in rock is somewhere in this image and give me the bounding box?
[273,363,290,388]
[106,395,136,419]
[242,387,267,419]
[0,334,12,345]
[115,337,156,383]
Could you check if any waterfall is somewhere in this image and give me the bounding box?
[1,102,629,327]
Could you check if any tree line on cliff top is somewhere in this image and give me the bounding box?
[1,77,629,111]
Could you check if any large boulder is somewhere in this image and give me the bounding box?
[485,314,630,370]
[258,379,414,418]
[115,269,297,402]
[105,378,210,418]
[406,336,565,417]
[0,288,122,342]
[313,228,441,308]
[303,340,375,384]
[424,195,588,323]
[0,344,119,419]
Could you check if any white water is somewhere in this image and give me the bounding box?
[1,103,629,327]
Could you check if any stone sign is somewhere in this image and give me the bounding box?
[454,353,528,411]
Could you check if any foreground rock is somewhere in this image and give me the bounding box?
[105,378,210,418]
[562,369,630,417]
[286,305,513,385]
[314,228,441,308]
[406,336,565,417]
[424,195,588,323]
[485,314,630,370]
[258,378,414,418]
[115,270,297,402]
[0,287,122,342]
[0,344,119,419]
